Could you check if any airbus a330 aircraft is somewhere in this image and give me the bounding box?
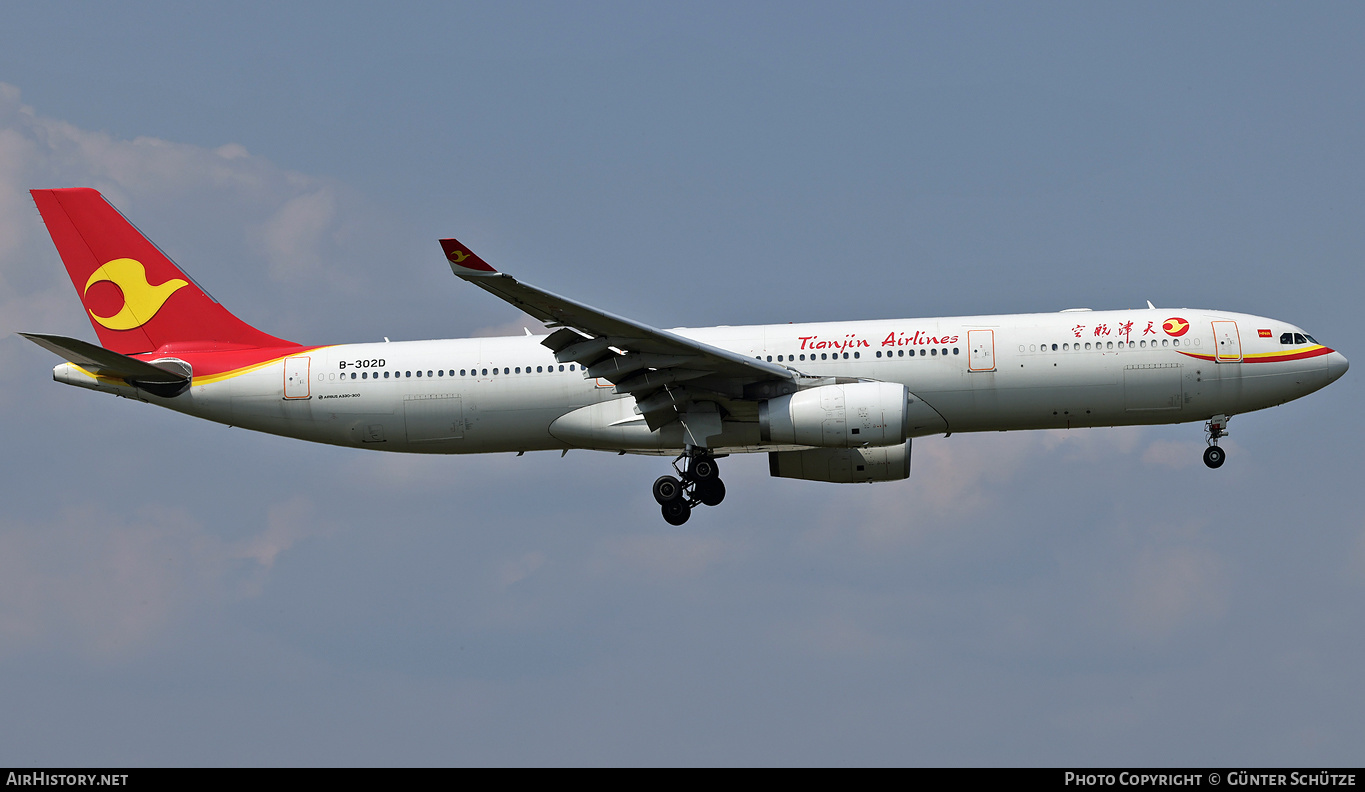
[23,188,1349,524]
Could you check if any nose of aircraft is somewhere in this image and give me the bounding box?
[1327,350,1349,383]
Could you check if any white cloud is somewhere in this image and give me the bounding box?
[0,82,364,338]
[590,533,738,583]
[1141,439,1204,469]
[0,496,324,660]
[1118,543,1228,641]
[471,313,544,338]
[236,495,328,570]
[797,427,1153,553]
[498,552,548,587]
[252,188,338,282]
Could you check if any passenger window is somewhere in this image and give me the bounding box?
[558,365,564,371]
[384,371,390,378]
[854,352,860,359]
[766,355,772,362]
[515,367,521,374]
[843,353,849,359]
[567,365,573,371]
[1030,344,1036,352]
[1084,343,1091,350]
[537,366,543,372]
[876,351,882,358]
[1172,339,1179,347]
[1162,340,1168,347]
[931,348,937,356]
[481,368,488,375]
[460,369,466,376]
[1051,344,1057,351]
[898,350,904,357]
[351,373,357,379]
[954,347,960,355]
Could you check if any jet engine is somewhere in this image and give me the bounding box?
[759,382,909,448]
[768,441,912,483]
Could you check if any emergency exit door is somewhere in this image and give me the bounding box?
[968,329,996,371]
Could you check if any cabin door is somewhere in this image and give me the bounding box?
[284,356,311,399]
[1212,321,1242,363]
[967,330,996,372]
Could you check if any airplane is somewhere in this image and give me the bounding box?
[21,188,1349,525]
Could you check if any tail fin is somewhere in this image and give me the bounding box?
[31,188,294,355]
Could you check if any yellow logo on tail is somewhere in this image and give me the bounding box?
[83,258,188,331]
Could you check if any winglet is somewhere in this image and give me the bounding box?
[439,238,497,274]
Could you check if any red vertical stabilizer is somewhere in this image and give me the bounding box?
[31,188,296,355]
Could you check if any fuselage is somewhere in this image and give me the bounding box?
[55,307,1348,456]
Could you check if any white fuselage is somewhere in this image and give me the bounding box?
[56,308,1346,456]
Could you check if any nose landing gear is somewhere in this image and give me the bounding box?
[652,449,726,525]
[1203,414,1229,469]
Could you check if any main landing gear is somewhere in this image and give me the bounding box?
[652,449,726,525]
[1203,414,1229,469]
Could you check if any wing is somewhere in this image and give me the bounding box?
[440,238,798,435]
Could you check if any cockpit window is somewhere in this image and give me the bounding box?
[1305,334,1318,344]
[1280,333,1294,344]
[1294,333,1307,344]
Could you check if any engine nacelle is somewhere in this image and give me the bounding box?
[768,441,912,483]
[759,382,909,448]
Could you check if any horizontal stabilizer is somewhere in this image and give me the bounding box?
[20,333,187,383]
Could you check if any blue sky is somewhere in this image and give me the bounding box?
[0,2,1361,765]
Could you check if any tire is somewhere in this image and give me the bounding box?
[689,457,718,482]
[653,475,683,504]
[696,478,726,507]
[1203,446,1226,469]
[661,499,691,526]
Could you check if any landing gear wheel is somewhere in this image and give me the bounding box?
[696,479,726,507]
[661,499,692,526]
[689,457,719,483]
[653,475,683,504]
[1203,446,1226,469]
